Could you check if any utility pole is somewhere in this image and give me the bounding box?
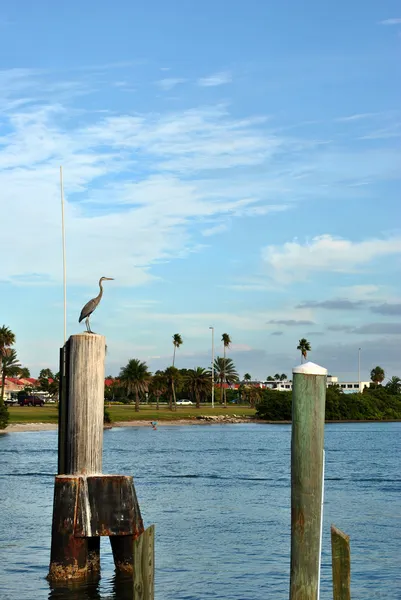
[358,347,361,393]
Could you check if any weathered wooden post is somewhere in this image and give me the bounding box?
[48,333,145,583]
[290,361,327,600]
[331,525,351,600]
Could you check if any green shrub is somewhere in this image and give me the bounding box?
[0,404,9,429]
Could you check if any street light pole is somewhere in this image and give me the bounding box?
[358,347,361,393]
[209,327,214,408]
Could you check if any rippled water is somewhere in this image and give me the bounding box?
[0,422,400,599]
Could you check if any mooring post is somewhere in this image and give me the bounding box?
[49,333,105,581]
[49,333,145,583]
[331,525,351,600]
[289,361,327,600]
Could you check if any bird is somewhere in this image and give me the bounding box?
[79,277,114,333]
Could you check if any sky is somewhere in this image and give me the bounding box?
[0,1,400,381]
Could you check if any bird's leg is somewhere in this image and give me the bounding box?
[86,316,93,333]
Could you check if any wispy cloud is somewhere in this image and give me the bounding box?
[335,113,378,122]
[156,77,186,91]
[201,223,228,237]
[197,71,232,87]
[379,18,401,25]
[352,323,401,334]
[297,299,367,310]
[371,303,401,316]
[267,319,315,326]
[262,234,401,283]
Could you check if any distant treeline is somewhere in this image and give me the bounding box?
[256,385,401,421]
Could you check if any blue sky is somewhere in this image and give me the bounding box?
[0,1,400,380]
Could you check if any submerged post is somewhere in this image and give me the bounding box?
[290,361,327,600]
[331,525,351,600]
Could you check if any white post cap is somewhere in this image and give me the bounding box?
[293,361,327,375]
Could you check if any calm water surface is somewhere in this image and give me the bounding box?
[0,423,400,599]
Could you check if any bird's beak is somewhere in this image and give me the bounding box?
[105,277,114,280]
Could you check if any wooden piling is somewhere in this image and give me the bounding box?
[49,332,149,584]
[133,525,155,600]
[290,361,327,600]
[331,525,351,600]
[63,333,105,475]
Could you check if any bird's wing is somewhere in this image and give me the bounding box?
[79,298,97,322]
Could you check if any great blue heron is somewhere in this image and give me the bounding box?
[79,277,114,333]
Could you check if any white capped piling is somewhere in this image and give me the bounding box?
[64,333,105,475]
[290,361,327,600]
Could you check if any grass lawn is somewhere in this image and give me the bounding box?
[7,404,256,424]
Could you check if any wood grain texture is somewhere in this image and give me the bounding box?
[65,333,105,475]
[331,525,351,600]
[133,525,155,600]
[290,371,326,600]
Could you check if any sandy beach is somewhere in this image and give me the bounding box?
[1,417,254,433]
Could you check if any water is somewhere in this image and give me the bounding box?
[0,423,400,599]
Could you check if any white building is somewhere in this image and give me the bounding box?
[262,375,371,393]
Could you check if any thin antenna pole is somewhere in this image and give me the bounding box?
[60,166,67,344]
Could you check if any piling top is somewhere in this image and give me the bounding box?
[293,361,327,375]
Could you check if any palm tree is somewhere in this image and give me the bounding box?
[149,372,167,410]
[214,356,239,403]
[221,333,232,407]
[164,366,181,410]
[386,376,401,395]
[370,366,385,385]
[186,367,212,408]
[243,373,251,382]
[297,338,311,362]
[0,326,16,405]
[266,375,275,381]
[280,373,287,381]
[119,359,152,412]
[18,367,30,378]
[1,349,21,402]
[274,373,281,381]
[172,333,183,367]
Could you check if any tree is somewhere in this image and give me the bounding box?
[280,373,287,381]
[0,326,16,406]
[243,373,251,382]
[172,333,183,367]
[164,366,181,411]
[370,366,385,385]
[186,367,212,408]
[149,372,167,410]
[119,359,152,412]
[18,367,30,378]
[221,333,232,407]
[274,373,281,381]
[386,376,401,395]
[266,375,275,381]
[1,349,21,402]
[214,356,239,403]
[297,338,311,362]
[39,368,54,380]
[37,369,60,400]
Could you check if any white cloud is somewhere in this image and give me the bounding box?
[197,71,232,87]
[379,18,401,25]
[156,77,186,91]
[262,234,401,283]
[0,77,287,287]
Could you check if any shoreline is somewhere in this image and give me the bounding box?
[2,418,400,433]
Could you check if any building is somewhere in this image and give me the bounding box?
[261,375,371,393]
